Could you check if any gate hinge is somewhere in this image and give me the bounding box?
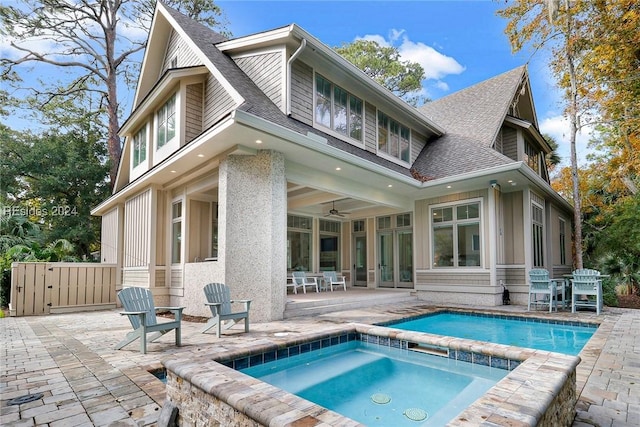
[47,285,53,289]
[47,303,52,307]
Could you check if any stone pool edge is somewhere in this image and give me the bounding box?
[160,322,580,426]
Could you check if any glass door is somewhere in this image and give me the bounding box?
[397,230,413,288]
[353,234,367,287]
[378,232,394,288]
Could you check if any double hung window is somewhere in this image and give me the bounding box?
[432,202,481,267]
[157,93,176,149]
[378,111,410,162]
[132,125,147,167]
[315,74,363,141]
[287,215,312,272]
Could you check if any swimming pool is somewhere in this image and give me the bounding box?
[163,322,580,426]
[241,340,507,426]
[384,311,597,355]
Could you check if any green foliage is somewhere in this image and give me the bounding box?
[1,114,110,258]
[335,39,427,105]
[602,278,619,308]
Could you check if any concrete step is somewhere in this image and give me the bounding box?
[283,291,417,318]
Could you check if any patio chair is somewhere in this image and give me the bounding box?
[115,286,184,354]
[571,269,603,315]
[291,271,319,293]
[202,283,251,337]
[528,268,563,312]
[322,271,347,291]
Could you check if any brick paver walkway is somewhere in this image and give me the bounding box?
[1,302,639,426]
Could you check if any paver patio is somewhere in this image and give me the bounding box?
[1,295,639,426]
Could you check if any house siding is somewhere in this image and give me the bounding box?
[411,131,428,164]
[364,102,377,154]
[123,189,151,267]
[234,51,283,110]
[501,191,525,264]
[290,60,313,125]
[203,74,235,129]
[162,29,201,73]
[185,83,203,142]
[501,126,518,160]
[101,207,120,264]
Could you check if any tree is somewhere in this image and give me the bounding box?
[0,0,230,189]
[543,133,561,171]
[335,39,427,105]
[498,0,590,269]
[0,107,110,258]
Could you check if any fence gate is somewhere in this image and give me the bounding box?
[10,262,117,316]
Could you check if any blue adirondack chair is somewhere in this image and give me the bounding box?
[202,283,251,337]
[115,287,184,354]
[571,269,604,315]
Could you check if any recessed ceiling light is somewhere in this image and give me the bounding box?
[335,167,341,171]
[197,154,204,158]
[446,185,452,189]
[255,139,262,144]
[388,184,393,188]
[170,170,176,173]
[507,180,513,183]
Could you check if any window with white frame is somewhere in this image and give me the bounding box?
[319,219,340,271]
[559,218,566,265]
[378,111,410,162]
[171,201,182,264]
[157,93,176,149]
[132,125,147,167]
[532,203,544,267]
[431,201,481,267]
[287,215,312,271]
[315,74,363,141]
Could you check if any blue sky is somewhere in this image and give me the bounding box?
[0,0,592,165]
[218,0,592,165]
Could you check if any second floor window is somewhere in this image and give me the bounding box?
[132,125,147,167]
[378,111,410,163]
[315,74,363,141]
[524,141,540,174]
[157,93,176,149]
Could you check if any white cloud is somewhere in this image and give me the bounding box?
[539,115,599,165]
[357,30,464,93]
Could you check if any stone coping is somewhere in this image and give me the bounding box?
[163,322,581,426]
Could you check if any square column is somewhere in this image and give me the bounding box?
[218,150,287,321]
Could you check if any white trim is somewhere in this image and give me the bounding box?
[429,197,484,269]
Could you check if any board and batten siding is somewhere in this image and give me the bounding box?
[123,189,152,268]
[203,74,235,129]
[290,60,313,125]
[162,30,202,74]
[234,51,283,110]
[185,83,203,142]
[101,207,120,264]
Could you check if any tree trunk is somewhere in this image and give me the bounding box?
[566,28,583,270]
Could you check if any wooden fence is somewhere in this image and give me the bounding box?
[10,262,118,316]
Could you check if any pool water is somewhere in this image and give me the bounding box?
[241,341,506,426]
[387,312,596,355]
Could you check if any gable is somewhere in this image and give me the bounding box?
[162,29,203,73]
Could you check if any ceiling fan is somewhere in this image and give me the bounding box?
[324,201,349,218]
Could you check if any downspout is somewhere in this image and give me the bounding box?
[286,38,307,116]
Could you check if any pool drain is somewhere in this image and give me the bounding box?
[8,393,44,406]
[370,393,391,404]
[404,408,428,421]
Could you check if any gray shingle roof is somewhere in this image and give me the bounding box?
[412,67,527,181]
[162,4,413,177]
